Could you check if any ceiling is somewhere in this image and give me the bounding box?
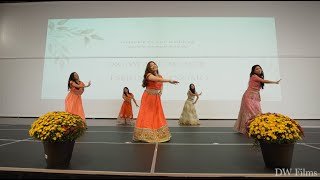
[0,1,56,3]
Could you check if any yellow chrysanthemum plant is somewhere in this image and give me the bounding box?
[29,111,87,143]
[246,113,304,148]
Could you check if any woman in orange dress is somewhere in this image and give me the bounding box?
[117,87,139,125]
[133,61,179,143]
[65,72,91,124]
[234,65,281,134]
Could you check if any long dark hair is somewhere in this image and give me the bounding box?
[68,72,80,90]
[189,83,196,94]
[142,61,159,88]
[250,65,264,89]
[123,87,131,97]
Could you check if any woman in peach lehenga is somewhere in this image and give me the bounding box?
[234,65,281,134]
[65,72,91,124]
[117,87,139,125]
[133,61,179,143]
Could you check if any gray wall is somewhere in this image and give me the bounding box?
[0,1,319,119]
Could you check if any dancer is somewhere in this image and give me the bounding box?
[65,72,91,123]
[117,87,139,125]
[133,61,179,143]
[234,65,281,134]
[178,83,202,126]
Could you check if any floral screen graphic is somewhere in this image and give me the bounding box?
[42,17,281,101]
[46,19,104,67]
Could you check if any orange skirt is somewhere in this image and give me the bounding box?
[117,101,133,125]
[65,92,85,122]
[133,90,171,142]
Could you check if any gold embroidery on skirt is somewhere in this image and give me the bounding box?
[133,125,171,143]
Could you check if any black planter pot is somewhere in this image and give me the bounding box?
[43,141,75,169]
[260,142,294,169]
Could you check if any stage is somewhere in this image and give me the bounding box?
[0,118,319,179]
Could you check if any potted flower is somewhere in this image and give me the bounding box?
[29,111,86,169]
[246,113,304,169]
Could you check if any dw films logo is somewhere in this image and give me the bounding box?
[275,168,318,176]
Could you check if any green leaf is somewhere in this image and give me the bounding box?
[57,26,68,30]
[90,34,104,40]
[57,19,69,25]
[80,29,94,34]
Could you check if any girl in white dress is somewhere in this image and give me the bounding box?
[178,84,202,126]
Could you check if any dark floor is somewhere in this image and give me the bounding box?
[0,124,319,178]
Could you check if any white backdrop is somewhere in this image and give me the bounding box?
[0,1,320,119]
[41,17,281,101]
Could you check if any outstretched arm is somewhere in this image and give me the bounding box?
[254,75,281,84]
[261,79,281,84]
[133,98,139,107]
[147,74,179,84]
[70,81,91,88]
